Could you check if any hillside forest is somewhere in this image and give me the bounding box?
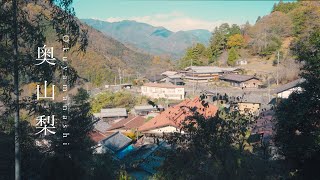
[178,1,319,83]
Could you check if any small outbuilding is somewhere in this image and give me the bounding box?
[100,108,128,120]
[134,105,164,115]
[272,78,305,99]
[220,74,262,88]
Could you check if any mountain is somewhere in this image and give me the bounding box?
[81,19,212,59]
[42,19,153,86]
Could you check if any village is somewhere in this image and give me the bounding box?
[88,65,304,179]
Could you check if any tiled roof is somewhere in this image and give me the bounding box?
[107,115,146,131]
[161,71,178,77]
[100,108,127,118]
[134,105,164,111]
[143,83,182,88]
[272,78,305,94]
[88,131,107,143]
[167,74,182,79]
[100,131,132,152]
[184,66,238,74]
[94,120,112,133]
[138,97,218,132]
[220,74,259,82]
[147,75,164,82]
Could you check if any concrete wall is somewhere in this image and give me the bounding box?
[141,86,185,100]
[277,87,302,99]
[144,126,181,134]
[238,102,260,115]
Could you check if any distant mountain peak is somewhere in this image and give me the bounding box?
[81,18,211,59]
[150,28,173,38]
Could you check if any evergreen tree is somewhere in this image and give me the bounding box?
[155,97,279,180]
[227,47,238,66]
[274,30,320,179]
[0,1,87,179]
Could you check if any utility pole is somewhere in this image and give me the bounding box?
[268,76,271,102]
[276,51,280,85]
[191,59,195,95]
[118,68,122,85]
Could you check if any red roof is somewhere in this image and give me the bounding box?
[107,115,146,131]
[88,131,107,143]
[138,97,218,132]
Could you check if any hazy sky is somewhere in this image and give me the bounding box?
[73,0,293,32]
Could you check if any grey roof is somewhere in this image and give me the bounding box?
[161,71,178,77]
[134,105,164,111]
[220,74,259,82]
[100,131,132,152]
[148,75,164,82]
[184,66,238,74]
[100,108,127,118]
[167,74,182,79]
[240,95,264,104]
[94,120,112,133]
[272,78,305,94]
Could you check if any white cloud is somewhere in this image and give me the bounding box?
[104,12,227,32]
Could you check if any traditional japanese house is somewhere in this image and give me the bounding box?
[134,105,164,116]
[220,74,262,88]
[138,97,218,135]
[181,66,239,82]
[272,78,305,99]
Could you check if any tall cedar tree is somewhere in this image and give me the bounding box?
[0,0,87,179]
[274,30,320,179]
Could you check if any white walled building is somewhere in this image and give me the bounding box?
[273,79,305,99]
[141,83,185,100]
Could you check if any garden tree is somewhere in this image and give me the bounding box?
[227,47,238,66]
[0,0,88,179]
[90,91,148,113]
[155,98,281,180]
[274,30,320,179]
[227,34,245,49]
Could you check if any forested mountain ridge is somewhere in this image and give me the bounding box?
[26,3,154,86]
[81,19,211,59]
[178,1,320,84]
[179,1,320,67]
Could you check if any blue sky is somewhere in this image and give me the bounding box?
[73,0,292,32]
